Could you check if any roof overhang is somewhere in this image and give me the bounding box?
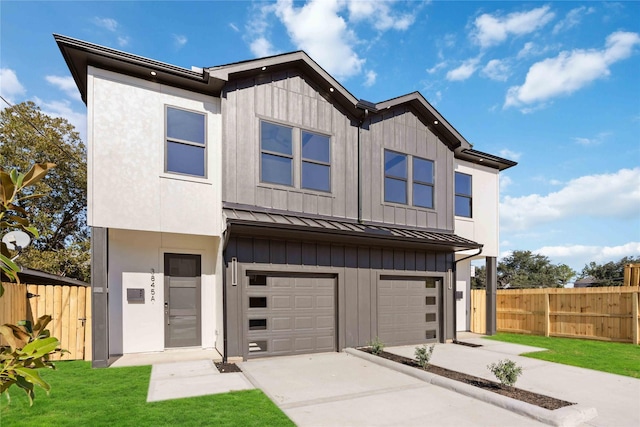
[455,148,518,171]
[1,267,89,286]
[224,205,482,253]
[54,34,226,104]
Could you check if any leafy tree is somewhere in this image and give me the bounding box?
[0,101,88,281]
[471,265,486,289]
[580,256,640,287]
[497,250,576,288]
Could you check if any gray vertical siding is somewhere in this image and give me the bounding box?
[361,106,455,230]
[224,235,455,358]
[222,70,358,219]
[221,70,456,229]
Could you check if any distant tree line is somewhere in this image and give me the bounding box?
[471,250,639,289]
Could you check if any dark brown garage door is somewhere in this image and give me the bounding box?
[245,274,336,357]
[377,276,441,346]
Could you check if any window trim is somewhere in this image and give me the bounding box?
[384,150,408,205]
[455,172,473,218]
[412,156,435,209]
[164,105,207,178]
[384,149,436,209]
[259,121,294,187]
[301,129,332,193]
[259,120,332,193]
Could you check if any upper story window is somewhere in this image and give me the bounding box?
[260,120,331,192]
[261,121,293,186]
[301,131,331,192]
[384,150,407,204]
[165,106,206,177]
[413,157,434,209]
[455,172,472,217]
[384,150,435,208]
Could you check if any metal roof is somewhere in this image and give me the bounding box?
[224,206,482,252]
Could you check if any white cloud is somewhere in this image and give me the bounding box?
[33,97,87,142]
[426,61,447,74]
[363,70,376,87]
[45,75,81,102]
[0,68,26,103]
[472,6,555,48]
[229,23,239,32]
[93,17,119,32]
[534,242,640,272]
[274,0,364,79]
[573,131,612,146]
[347,0,415,31]
[117,36,130,47]
[501,168,640,231]
[446,57,481,81]
[505,31,640,109]
[173,34,188,48]
[500,175,513,192]
[498,149,521,161]
[482,59,510,81]
[250,37,277,57]
[553,6,595,34]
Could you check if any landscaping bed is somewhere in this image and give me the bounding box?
[215,361,242,373]
[359,348,575,410]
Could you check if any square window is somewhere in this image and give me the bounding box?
[165,107,206,177]
[261,153,293,186]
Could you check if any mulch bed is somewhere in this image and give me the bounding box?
[360,348,575,410]
[215,362,242,373]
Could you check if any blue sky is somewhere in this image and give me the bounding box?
[1,1,639,276]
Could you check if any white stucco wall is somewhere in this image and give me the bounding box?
[108,228,221,354]
[454,160,500,258]
[455,259,472,331]
[87,67,222,236]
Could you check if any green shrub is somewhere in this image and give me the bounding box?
[414,344,435,369]
[487,359,523,387]
[368,337,384,355]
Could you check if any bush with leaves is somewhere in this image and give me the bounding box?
[0,315,63,404]
[368,336,385,355]
[414,344,435,369]
[1,162,62,404]
[487,359,523,387]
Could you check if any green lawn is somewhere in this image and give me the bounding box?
[485,333,640,378]
[0,361,294,427]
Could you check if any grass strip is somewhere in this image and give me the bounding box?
[485,333,640,378]
[0,361,294,427]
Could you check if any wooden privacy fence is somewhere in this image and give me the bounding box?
[471,287,640,344]
[0,282,92,360]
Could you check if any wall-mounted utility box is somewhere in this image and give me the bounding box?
[127,288,145,303]
[455,291,464,300]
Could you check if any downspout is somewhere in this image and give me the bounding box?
[357,110,368,223]
[452,247,483,342]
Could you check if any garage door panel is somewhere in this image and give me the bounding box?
[378,277,440,346]
[247,275,336,357]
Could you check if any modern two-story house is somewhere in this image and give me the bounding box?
[56,34,515,367]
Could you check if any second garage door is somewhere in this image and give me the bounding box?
[246,274,336,357]
[377,276,441,346]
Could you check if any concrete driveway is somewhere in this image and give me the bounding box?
[240,351,545,427]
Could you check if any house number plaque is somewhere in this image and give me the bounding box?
[150,268,156,302]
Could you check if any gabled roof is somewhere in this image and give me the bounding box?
[224,204,482,252]
[54,34,516,170]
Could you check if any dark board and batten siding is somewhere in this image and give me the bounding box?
[224,236,455,359]
[361,106,455,231]
[222,70,358,220]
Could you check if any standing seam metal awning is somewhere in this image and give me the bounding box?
[223,207,481,252]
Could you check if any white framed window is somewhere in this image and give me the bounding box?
[165,106,206,177]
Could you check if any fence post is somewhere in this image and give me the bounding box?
[633,291,639,345]
[544,292,550,337]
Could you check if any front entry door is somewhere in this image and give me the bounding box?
[164,253,201,348]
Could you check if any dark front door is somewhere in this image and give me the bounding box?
[164,253,201,348]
